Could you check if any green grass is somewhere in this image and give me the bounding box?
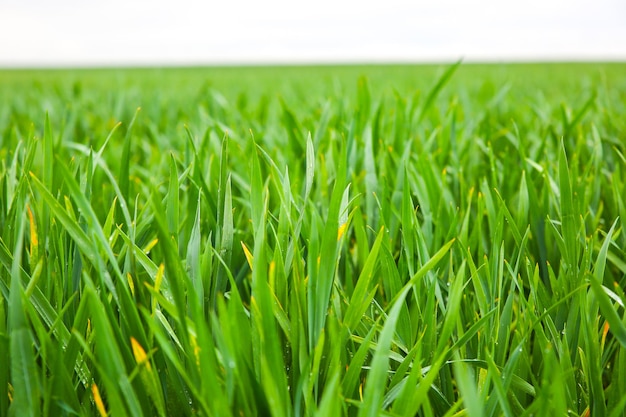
[1,62,626,416]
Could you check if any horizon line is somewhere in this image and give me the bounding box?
[2,53,626,70]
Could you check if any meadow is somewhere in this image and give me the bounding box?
[1,62,625,416]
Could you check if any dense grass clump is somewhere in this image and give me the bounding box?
[1,62,626,416]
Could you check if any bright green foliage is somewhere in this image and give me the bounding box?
[1,63,625,416]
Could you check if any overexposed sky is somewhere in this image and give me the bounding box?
[1,0,625,67]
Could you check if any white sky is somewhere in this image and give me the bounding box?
[1,0,625,67]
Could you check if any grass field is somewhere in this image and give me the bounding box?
[1,62,626,416]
